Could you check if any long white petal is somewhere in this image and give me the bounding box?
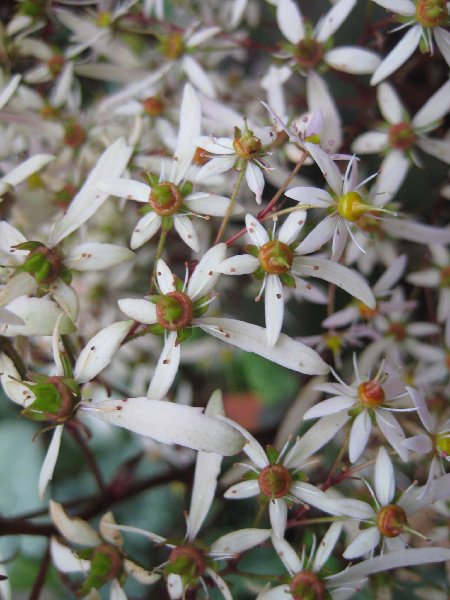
[303,396,355,420]
[313,522,343,572]
[96,177,150,202]
[74,320,132,383]
[168,573,183,600]
[181,56,216,100]
[86,397,245,455]
[257,585,291,600]
[118,298,157,324]
[110,579,127,600]
[316,0,356,42]
[284,185,333,208]
[1,154,54,188]
[434,26,450,67]
[376,410,408,461]
[196,317,329,375]
[215,255,259,275]
[296,215,337,255]
[205,568,233,600]
[147,332,181,399]
[278,210,307,245]
[187,243,226,300]
[0,273,36,306]
[173,214,200,252]
[224,480,260,499]
[293,256,375,308]
[413,79,450,129]
[351,131,389,154]
[377,82,405,124]
[0,74,21,110]
[171,83,202,184]
[370,0,415,15]
[271,534,302,575]
[370,26,421,86]
[49,500,100,546]
[0,297,75,337]
[277,0,304,44]
[246,162,265,204]
[218,416,268,468]
[265,275,284,347]
[156,259,176,294]
[49,138,133,245]
[325,47,381,74]
[184,193,233,216]
[50,538,90,573]
[124,560,160,584]
[245,214,269,246]
[343,527,380,559]
[130,212,162,249]
[374,447,395,505]
[39,425,64,499]
[65,242,134,271]
[306,71,342,151]
[211,529,271,556]
[0,352,34,406]
[305,142,342,195]
[382,217,450,245]
[50,279,79,323]
[269,498,288,538]
[349,410,371,463]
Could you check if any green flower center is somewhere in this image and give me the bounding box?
[156,292,193,331]
[233,126,263,159]
[357,380,385,408]
[289,571,326,600]
[21,245,63,284]
[388,123,416,150]
[337,192,370,222]
[377,504,408,538]
[23,376,80,423]
[416,0,448,27]
[149,182,184,216]
[258,240,293,275]
[79,543,123,595]
[167,545,207,581]
[258,464,292,498]
[294,39,324,69]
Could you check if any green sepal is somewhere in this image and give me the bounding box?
[174,277,185,292]
[144,172,159,187]
[60,267,73,285]
[176,328,192,344]
[348,405,363,419]
[147,295,160,304]
[148,323,165,335]
[243,470,259,480]
[180,181,193,197]
[245,244,259,258]
[193,294,210,317]
[368,408,377,426]
[14,241,44,251]
[138,205,153,215]
[60,353,74,378]
[78,551,113,596]
[77,548,95,560]
[266,445,279,465]
[293,470,308,482]
[253,267,265,280]
[21,383,62,421]
[279,273,296,288]
[161,216,174,231]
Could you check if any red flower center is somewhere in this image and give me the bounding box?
[358,380,385,408]
[156,292,193,331]
[289,570,326,600]
[377,504,407,537]
[258,240,293,274]
[388,123,416,151]
[149,182,184,216]
[258,464,292,498]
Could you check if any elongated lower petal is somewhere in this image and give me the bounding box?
[49,501,101,546]
[39,425,64,499]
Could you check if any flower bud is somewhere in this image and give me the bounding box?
[233,125,262,159]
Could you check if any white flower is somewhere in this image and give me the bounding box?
[215,211,375,346]
[222,417,351,537]
[49,502,157,599]
[304,359,413,463]
[370,0,450,85]
[0,153,54,198]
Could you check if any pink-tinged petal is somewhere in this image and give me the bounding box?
[187,26,221,48]
[224,480,261,499]
[0,273,36,306]
[415,136,450,165]
[370,0,415,15]
[265,275,284,347]
[303,396,355,420]
[171,83,202,184]
[205,568,233,600]
[412,79,450,129]
[330,548,450,586]
[245,214,269,246]
[271,535,302,574]
[147,332,180,399]
[313,522,343,572]
[343,527,380,559]
[181,56,216,99]
[349,410,372,463]
[187,391,224,541]
[211,529,271,556]
[434,26,450,67]
[278,210,307,245]
[0,352,34,407]
[407,268,440,288]
[351,131,389,154]
[284,186,333,208]
[87,397,245,455]
[50,279,79,322]
[50,538,90,573]
[375,410,408,462]
[118,298,157,324]
[65,243,134,271]
[167,573,183,600]
[187,243,226,300]
[374,254,407,295]
[173,215,200,252]
[124,559,160,584]
[402,434,433,454]
[382,217,450,245]
[269,498,288,538]
[110,579,127,600]
[130,212,162,249]
[246,162,265,204]
[257,585,291,600]
[156,259,176,294]
[316,0,356,42]
[322,305,358,329]
[49,138,133,245]
[39,425,64,499]
[375,447,395,505]
[377,82,405,124]
[325,47,381,74]
[296,214,337,255]
[0,297,75,337]
[370,26,421,86]
[219,416,268,468]
[284,412,350,467]
[196,317,330,375]
[215,255,259,275]
[74,320,132,384]
[293,256,375,308]
[372,150,410,205]
[96,178,150,202]
[305,142,342,195]
[277,0,304,44]
[184,193,232,216]
[49,501,101,546]
[306,71,342,151]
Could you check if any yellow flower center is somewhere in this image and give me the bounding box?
[358,380,385,408]
[416,0,448,27]
[337,192,370,222]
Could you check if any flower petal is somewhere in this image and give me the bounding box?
[50,279,79,322]
[118,298,157,324]
[316,0,356,42]
[224,480,261,499]
[343,527,380,559]
[277,210,307,245]
[370,25,421,86]
[271,534,302,574]
[65,243,134,271]
[349,410,371,463]
[184,193,233,216]
[173,215,200,252]
[269,498,288,538]
[171,82,202,183]
[130,212,162,249]
[375,447,395,505]
[215,255,259,275]
[265,275,284,347]
[305,142,342,195]
[246,162,265,204]
[245,214,269,246]
[49,501,101,546]
[0,297,75,337]
[147,332,181,399]
[277,0,304,44]
[313,522,343,572]
[50,538,90,573]
[182,56,216,99]
[325,47,381,74]
[187,243,226,299]
[377,82,405,124]
[96,177,150,202]
[39,425,64,499]
[211,529,271,556]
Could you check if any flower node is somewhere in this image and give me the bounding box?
[149,182,184,216]
[294,39,324,69]
[168,545,207,578]
[64,123,86,148]
[233,126,263,159]
[357,300,379,319]
[143,96,165,117]
[377,504,408,538]
[47,55,65,77]
[258,464,292,498]
[337,192,369,222]
[23,245,63,284]
[388,322,406,341]
[156,292,193,331]
[416,0,448,28]
[358,380,385,408]
[388,123,416,150]
[258,240,293,275]
[435,431,450,457]
[440,265,450,287]
[289,570,326,600]
[160,33,185,59]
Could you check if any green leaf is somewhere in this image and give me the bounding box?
[241,353,298,407]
